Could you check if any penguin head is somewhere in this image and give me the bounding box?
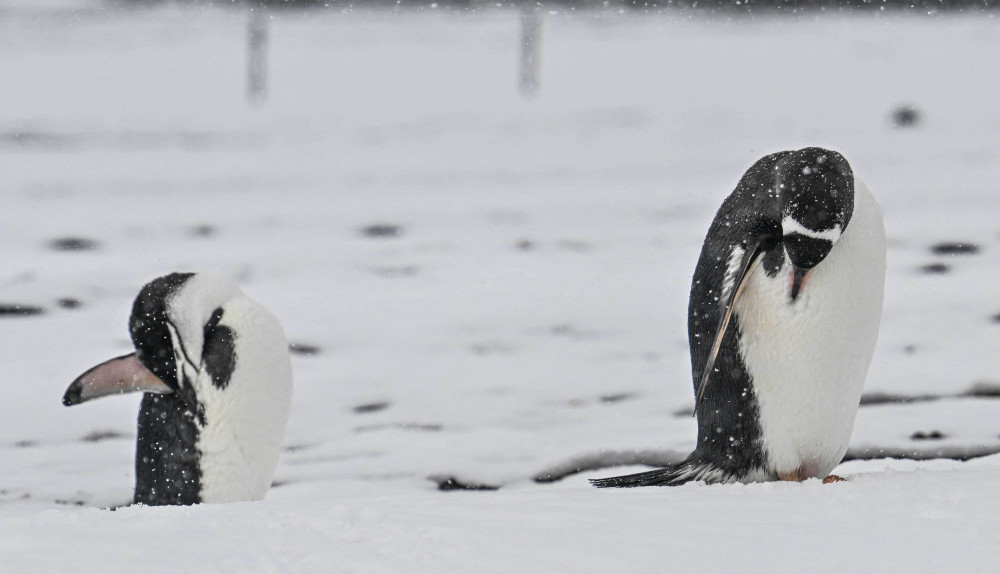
[129,272,248,423]
[775,148,854,299]
[128,273,200,413]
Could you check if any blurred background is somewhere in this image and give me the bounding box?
[1,0,999,504]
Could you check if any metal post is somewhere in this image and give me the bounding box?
[519,4,541,98]
[247,8,269,105]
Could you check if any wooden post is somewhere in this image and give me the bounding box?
[519,4,541,98]
[247,8,269,105]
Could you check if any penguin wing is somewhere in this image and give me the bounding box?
[693,243,765,410]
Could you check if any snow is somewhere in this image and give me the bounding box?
[1,2,1000,571]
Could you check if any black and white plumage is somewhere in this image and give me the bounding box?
[63,273,293,505]
[592,147,885,487]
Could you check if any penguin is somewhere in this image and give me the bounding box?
[63,272,293,505]
[592,147,885,487]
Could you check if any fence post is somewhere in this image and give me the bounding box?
[519,3,541,98]
[247,8,269,105]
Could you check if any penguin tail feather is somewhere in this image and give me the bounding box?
[589,460,731,488]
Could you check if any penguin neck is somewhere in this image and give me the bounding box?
[134,393,202,506]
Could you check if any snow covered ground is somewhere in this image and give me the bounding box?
[1,2,999,571]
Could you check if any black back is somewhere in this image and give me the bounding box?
[134,393,201,506]
[129,273,203,506]
[686,152,789,473]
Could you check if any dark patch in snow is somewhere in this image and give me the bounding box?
[283,443,314,453]
[515,239,535,251]
[49,237,99,251]
[431,475,500,492]
[674,406,695,417]
[550,324,597,339]
[556,239,593,252]
[599,393,636,405]
[891,105,920,128]
[360,223,403,239]
[371,265,419,278]
[0,130,262,152]
[0,490,30,501]
[930,242,980,255]
[355,422,442,432]
[919,263,950,274]
[903,344,917,355]
[991,313,1000,324]
[57,298,82,309]
[567,393,639,408]
[487,210,528,226]
[271,480,289,489]
[911,430,946,441]
[965,381,1000,397]
[353,401,390,414]
[54,499,86,507]
[288,342,321,356]
[190,224,216,238]
[470,341,515,356]
[551,324,575,336]
[844,444,1000,462]
[81,429,127,442]
[861,387,1000,405]
[0,130,78,150]
[859,392,943,406]
[0,304,45,317]
[533,450,686,483]
[12,440,36,448]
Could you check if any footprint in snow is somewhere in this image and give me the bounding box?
[929,242,980,256]
[48,237,99,252]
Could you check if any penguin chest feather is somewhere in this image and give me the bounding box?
[194,294,293,504]
[734,180,885,478]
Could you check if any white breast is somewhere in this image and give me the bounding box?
[168,275,293,504]
[734,179,886,478]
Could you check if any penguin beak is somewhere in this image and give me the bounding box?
[790,266,809,301]
[63,352,173,406]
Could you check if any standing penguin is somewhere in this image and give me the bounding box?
[63,272,293,505]
[592,147,885,487]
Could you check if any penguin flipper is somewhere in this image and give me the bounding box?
[590,460,732,488]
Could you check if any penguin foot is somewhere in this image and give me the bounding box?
[822,474,847,484]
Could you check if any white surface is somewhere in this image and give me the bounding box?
[1,3,999,572]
